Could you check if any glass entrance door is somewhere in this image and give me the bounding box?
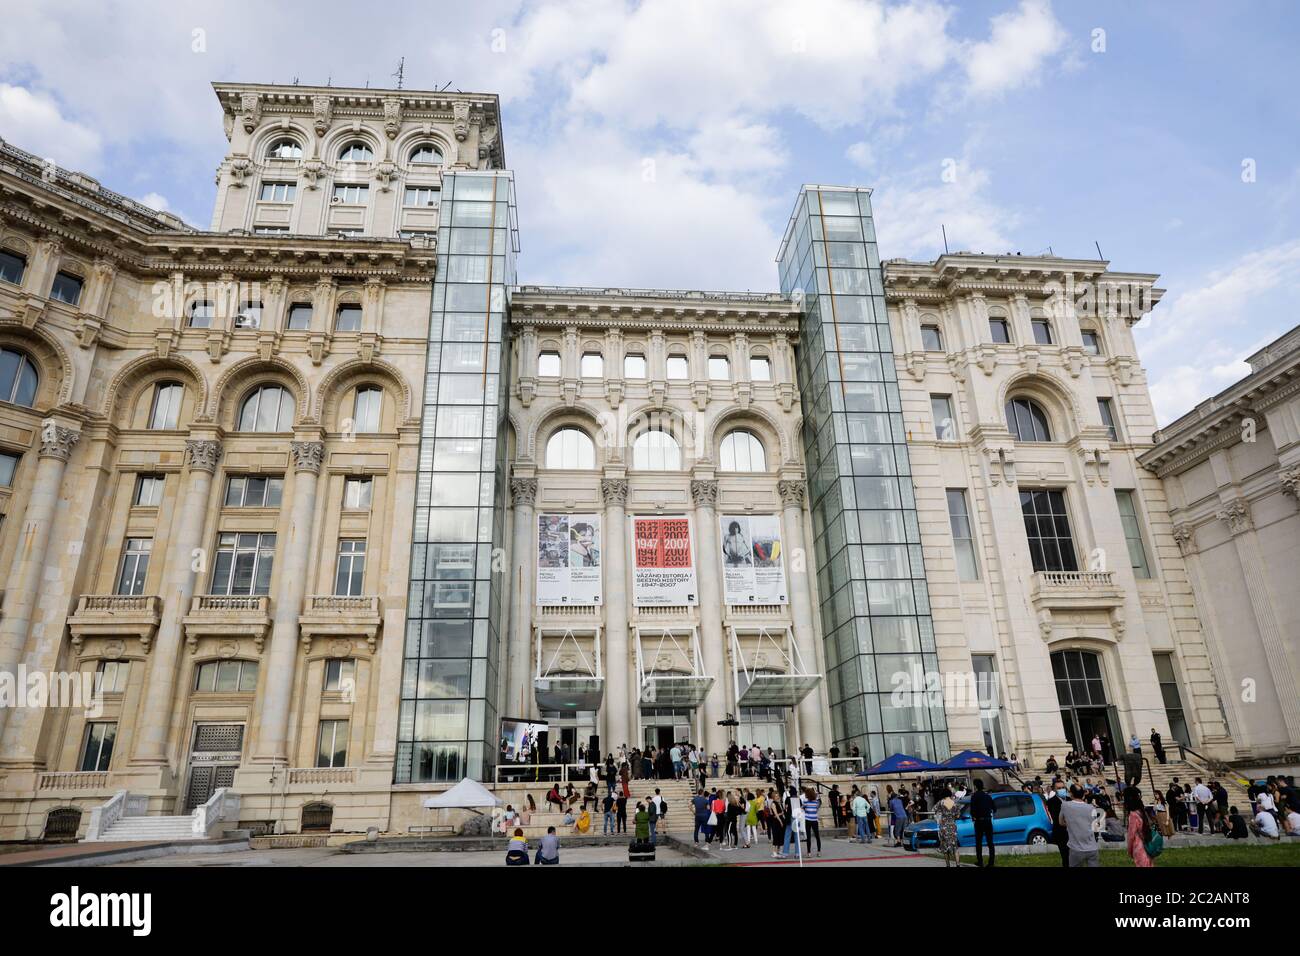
[1051,650,1118,757]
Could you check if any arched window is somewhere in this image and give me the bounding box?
[351,386,382,433]
[632,429,681,470]
[1005,397,1053,442]
[148,381,184,430]
[193,659,260,693]
[237,384,295,432]
[339,141,373,162]
[545,427,596,469]
[409,143,444,165]
[0,347,39,407]
[719,429,766,472]
[267,138,303,160]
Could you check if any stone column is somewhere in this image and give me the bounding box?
[0,424,80,744]
[507,478,537,719]
[1217,498,1300,746]
[252,440,324,765]
[690,478,727,755]
[601,478,632,753]
[780,479,825,751]
[130,438,221,766]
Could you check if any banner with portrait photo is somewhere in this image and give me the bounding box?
[719,514,788,605]
[536,513,602,605]
[632,515,698,606]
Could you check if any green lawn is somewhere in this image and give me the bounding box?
[992,842,1300,867]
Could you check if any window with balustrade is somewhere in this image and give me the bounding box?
[1019,489,1077,573]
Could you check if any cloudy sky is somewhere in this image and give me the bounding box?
[2,0,1297,423]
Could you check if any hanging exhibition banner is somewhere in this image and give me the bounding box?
[536,513,603,605]
[632,515,698,606]
[719,514,788,605]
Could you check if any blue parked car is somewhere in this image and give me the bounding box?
[904,791,1052,850]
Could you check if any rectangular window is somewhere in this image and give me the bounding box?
[0,450,19,488]
[335,539,367,596]
[335,304,362,332]
[0,249,26,285]
[80,722,117,772]
[332,184,368,204]
[1097,398,1119,442]
[209,532,276,596]
[286,303,313,330]
[193,659,258,692]
[624,353,647,378]
[920,325,943,351]
[134,474,164,507]
[50,271,83,305]
[148,382,183,429]
[224,475,284,508]
[1153,653,1190,747]
[254,226,290,234]
[316,719,349,768]
[988,318,1011,344]
[188,301,213,328]
[537,351,561,377]
[708,356,730,380]
[96,660,129,694]
[1081,330,1102,355]
[1031,319,1054,345]
[352,387,382,432]
[580,352,603,377]
[115,538,152,595]
[666,355,689,380]
[930,394,957,441]
[750,357,772,381]
[1019,489,1077,573]
[1115,490,1152,578]
[324,658,356,693]
[403,186,440,206]
[946,489,980,581]
[258,182,296,202]
[234,301,261,328]
[344,477,373,510]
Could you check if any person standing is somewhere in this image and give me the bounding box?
[934,788,959,868]
[801,742,815,776]
[646,792,660,845]
[692,787,710,843]
[1124,786,1154,867]
[633,802,650,843]
[1192,778,1213,834]
[851,789,870,844]
[829,784,843,829]
[888,790,908,848]
[602,791,616,834]
[969,779,995,867]
[615,791,628,833]
[743,790,759,848]
[1150,728,1165,764]
[768,789,788,858]
[802,787,822,857]
[1045,780,1069,867]
[1061,785,1100,867]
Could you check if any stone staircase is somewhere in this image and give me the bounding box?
[91,815,201,842]
[84,788,241,843]
[1020,758,1252,808]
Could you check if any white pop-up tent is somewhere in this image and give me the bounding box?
[421,777,502,810]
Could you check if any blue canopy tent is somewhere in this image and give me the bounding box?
[856,753,941,776]
[939,750,1012,771]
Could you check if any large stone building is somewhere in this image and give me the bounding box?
[0,79,1272,841]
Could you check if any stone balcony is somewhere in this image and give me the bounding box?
[68,594,163,654]
[285,766,358,787]
[534,604,601,624]
[183,594,273,653]
[35,771,112,793]
[1029,570,1124,612]
[298,594,382,653]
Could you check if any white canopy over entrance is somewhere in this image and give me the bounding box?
[730,624,821,707]
[533,626,605,712]
[422,777,502,809]
[635,625,714,709]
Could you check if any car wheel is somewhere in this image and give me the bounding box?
[1027,830,1049,846]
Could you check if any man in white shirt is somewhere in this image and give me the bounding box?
[1192,779,1214,833]
[1252,808,1280,840]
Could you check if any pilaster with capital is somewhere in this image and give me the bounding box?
[689,478,726,753]
[507,477,538,719]
[777,479,825,749]
[601,476,632,748]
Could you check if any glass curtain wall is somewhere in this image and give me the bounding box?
[777,186,949,763]
[395,171,519,782]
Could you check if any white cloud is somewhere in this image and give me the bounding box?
[137,192,170,212]
[873,159,1019,259]
[685,120,787,177]
[961,0,1067,97]
[0,84,102,169]
[846,141,875,169]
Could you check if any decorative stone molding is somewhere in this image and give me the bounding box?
[239,93,261,133]
[601,478,629,506]
[777,479,807,508]
[312,95,332,137]
[290,441,325,474]
[38,424,80,462]
[1216,499,1252,535]
[690,479,719,507]
[453,101,470,141]
[301,158,325,190]
[1171,523,1196,556]
[184,439,222,473]
[382,97,403,139]
[227,157,252,187]
[510,477,538,507]
[1280,466,1300,502]
[374,160,398,191]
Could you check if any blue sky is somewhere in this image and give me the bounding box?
[2,0,1297,423]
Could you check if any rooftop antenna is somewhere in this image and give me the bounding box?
[1095,240,1104,260]
[393,57,405,90]
[941,224,949,255]
[292,76,299,86]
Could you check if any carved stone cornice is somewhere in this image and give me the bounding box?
[778,479,807,508]
[690,479,718,507]
[290,440,325,474]
[600,478,629,506]
[184,439,222,473]
[510,477,537,508]
[1216,499,1252,536]
[38,424,80,462]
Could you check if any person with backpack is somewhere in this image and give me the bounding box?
[1125,785,1158,867]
